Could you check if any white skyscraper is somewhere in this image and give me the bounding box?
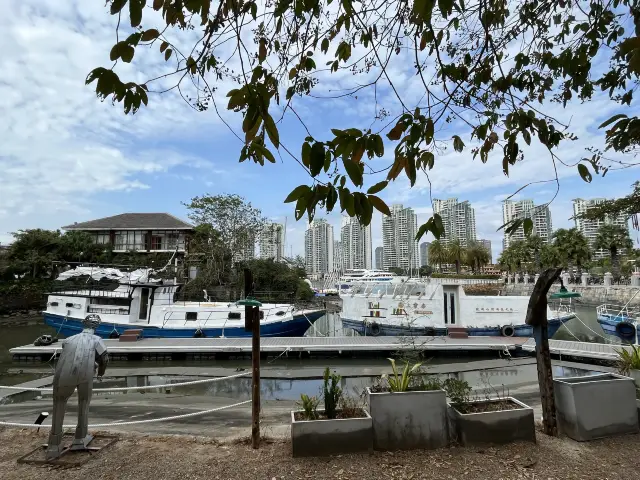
[304,219,334,275]
[258,223,285,261]
[433,198,477,247]
[333,241,343,272]
[340,216,372,270]
[502,200,553,249]
[382,204,420,272]
[573,198,630,259]
[375,246,384,270]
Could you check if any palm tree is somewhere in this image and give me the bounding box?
[446,239,465,274]
[428,240,447,273]
[539,244,563,268]
[525,235,544,272]
[552,228,591,274]
[593,224,633,278]
[498,240,530,273]
[465,241,491,272]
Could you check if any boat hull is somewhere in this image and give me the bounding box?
[341,313,576,338]
[44,310,326,339]
[597,314,637,341]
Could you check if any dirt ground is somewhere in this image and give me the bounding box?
[1,428,640,480]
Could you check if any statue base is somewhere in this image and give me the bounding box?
[17,434,118,466]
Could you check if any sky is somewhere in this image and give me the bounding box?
[1,1,639,263]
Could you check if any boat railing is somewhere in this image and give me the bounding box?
[48,285,130,299]
[596,304,640,320]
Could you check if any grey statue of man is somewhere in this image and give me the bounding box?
[46,314,109,460]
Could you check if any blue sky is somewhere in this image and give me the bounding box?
[1,0,638,262]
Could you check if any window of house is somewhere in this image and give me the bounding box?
[185,312,198,321]
[151,235,163,250]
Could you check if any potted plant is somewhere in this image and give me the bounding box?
[367,359,449,451]
[554,373,639,441]
[445,378,536,446]
[616,345,640,388]
[291,368,372,457]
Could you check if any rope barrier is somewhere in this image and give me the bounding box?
[0,400,251,428]
[0,371,250,393]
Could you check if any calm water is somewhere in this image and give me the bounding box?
[0,306,615,387]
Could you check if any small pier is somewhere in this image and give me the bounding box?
[10,336,527,362]
[521,338,627,362]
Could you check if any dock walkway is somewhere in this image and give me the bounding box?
[521,338,627,361]
[10,336,527,361]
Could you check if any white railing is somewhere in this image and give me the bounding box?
[596,304,640,320]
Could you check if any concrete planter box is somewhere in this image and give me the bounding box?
[290,409,372,457]
[630,369,640,389]
[554,373,639,441]
[448,397,536,446]
[366,387,448,451]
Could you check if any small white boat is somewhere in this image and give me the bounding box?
[43,267,325,339]
[340,279,575,338]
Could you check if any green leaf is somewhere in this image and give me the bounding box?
[577,163,592,183]
[153,0,163,10]
[523,218,533,236]
[295,197,307,221]
[367,181,388,195]
[433,213,444,238]
[387,123,405,141]
[372,134,384,157]
[368,195,391,216]
[310,142,326,177]
[141,29,160,41]
[324,150,332,173]
[326,185,338,211]
[129,0,143,28]
[165,48,172,61]
[598,114,628,129]
[121,45,135,63]
[321,38,329,54]
[110,42,127,61]
[285,185,311,203]
[160,41,169,52]
[452,135,465,152]
[110,0,128,15]
[264,114,280,148]
[289,68,297,80]
[258,39,267,63]
[342,158,363,187]
[301,142,311,168]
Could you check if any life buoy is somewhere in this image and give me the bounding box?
[194,329,206,338]
[501,325,515,337]
[616,322,636,338]
[369,322,381,336]
[109,330,120,339]
[34,335,53,346]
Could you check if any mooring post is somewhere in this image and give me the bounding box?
[243,268,260,449]
[525,267,562,436]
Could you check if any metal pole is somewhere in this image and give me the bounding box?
[244,268,260,449]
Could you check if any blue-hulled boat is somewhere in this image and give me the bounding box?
[596,304,639,341]
[43,266,325,339]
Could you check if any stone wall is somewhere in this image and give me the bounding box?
[503,284,640,306]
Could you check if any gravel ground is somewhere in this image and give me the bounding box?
[2,427,640,480]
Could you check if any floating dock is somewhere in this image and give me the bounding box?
[521,338,626,362]
[10,336,528,361]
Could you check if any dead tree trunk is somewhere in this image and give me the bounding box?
[524,267,562,436]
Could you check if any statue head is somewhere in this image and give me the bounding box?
[82,314,102,331]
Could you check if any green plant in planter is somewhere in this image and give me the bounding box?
[299,394,320,420]
[412,375,443,391]
[616,345,640,375]
[323,367,342,419]
[442,378,472,406]
[384,358,422,392]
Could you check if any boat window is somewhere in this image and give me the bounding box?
[228,312,241,320]
[185,312,198,321]
[275,311,286,316]
[260,311,265,320]
[49,301,59,307]
[65,303,74,308]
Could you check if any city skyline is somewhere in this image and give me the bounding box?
[433,198,477,247]
[502,199,553,250]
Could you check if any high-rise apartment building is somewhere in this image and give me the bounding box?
[573,198,631,259]
[382,204,420,272]
[502,200,552,250]
[333,241,343,272]
[477,239,493,264]
[304,219,334,275]
[258,223,285,261]
[375,246,384,270]
[340,216,372,271]
[419,242,430,267]
[432,198,477,247]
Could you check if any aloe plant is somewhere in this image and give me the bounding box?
[616,345,640,375]
[385,358,422,392]
[298,394,320,420]
[323,367,342,419]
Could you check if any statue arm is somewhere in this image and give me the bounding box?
[94,338,109,378]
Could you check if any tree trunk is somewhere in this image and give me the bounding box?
[455,260,460,274]
[525,267,563,437]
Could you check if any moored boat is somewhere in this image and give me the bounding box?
[596,304,639,340]
[340,279,575,338]
[43,267,325,339]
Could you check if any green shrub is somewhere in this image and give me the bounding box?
[323,367,342,419]
[616,345,640,375]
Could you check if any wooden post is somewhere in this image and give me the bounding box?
[524,267,562,436]
[243,268,260,449]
